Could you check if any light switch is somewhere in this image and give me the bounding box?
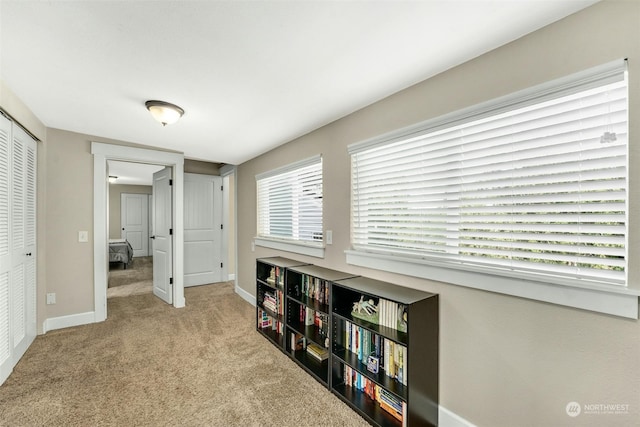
[78,231,88,242]
[326,230,333,245]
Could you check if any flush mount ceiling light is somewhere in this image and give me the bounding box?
[145,100,184,126]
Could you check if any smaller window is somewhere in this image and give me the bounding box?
[256,156,323,250]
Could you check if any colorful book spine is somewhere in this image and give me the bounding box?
[342,321,407,383]
[342,365,406,424]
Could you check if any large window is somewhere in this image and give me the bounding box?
[348,60,635,316]
[256,155,323,256]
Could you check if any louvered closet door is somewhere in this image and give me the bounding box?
[0,115,37,385]
[11,123,36,363]
[0,114,12,384]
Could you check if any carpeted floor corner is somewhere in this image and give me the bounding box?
[0,282,369,427]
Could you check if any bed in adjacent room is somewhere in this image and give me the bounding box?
[109,239,134,269]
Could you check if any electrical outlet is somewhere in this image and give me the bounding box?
[78,231,88,242]
[251,241,255,252]
[46,293,56,305]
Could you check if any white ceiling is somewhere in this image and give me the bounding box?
[0,0,598,166]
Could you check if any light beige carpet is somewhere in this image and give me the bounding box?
[0,282,369,427]
[108,256,153,298]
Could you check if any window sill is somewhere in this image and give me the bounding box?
[345,250,640,319]
[255,237,325,258]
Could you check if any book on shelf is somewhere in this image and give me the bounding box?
[257,308,285,334]
[306,307,315,326]
[376,298,407,333]
[314,312,330,346]
[306,343,329,361]
[380,389,404,421]
[262,289,284,315]
[290,331,306,351]
[342,320,407,384]
[262,292,277,312]
[343,365,406,425]
[258,310,272,329]
[275,266,282,288]
[300,275,329,305]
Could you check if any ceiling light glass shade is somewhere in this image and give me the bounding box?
[145,100,184,126]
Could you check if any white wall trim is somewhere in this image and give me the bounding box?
[255,237,325,258]
[346,250,640,319]
[219,164,236,177]
[235,283,256,306]
[92,142,185,322]
[42,312,96,334]
[221,175,230,283]
[440,406,476,427]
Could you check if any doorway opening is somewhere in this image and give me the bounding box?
[106,160,165,299]
[92,142,185,322]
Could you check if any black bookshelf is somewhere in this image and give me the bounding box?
[255,259,439,426]
[285,265,356,387]
[331,276,439,427]
[256,257,308,350]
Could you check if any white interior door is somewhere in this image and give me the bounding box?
[0,115,12,383]
[0,115,36,385]
[120,193,149,257]
[152,167,173,304]
[184,173,223,287]
[11,124,36,362]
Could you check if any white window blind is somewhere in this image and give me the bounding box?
[350,61,627,287]
[257,156,323,245]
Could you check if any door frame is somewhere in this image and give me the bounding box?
[91,142,185,322]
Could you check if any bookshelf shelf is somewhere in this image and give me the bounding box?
[332,276,439,427]
[288,341,330,384]
[332,382,404,427]
[332,343,408,400]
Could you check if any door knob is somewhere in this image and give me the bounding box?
[150,236,155,239]
[25,252,32,256]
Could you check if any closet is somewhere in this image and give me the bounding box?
[0,112,37,385]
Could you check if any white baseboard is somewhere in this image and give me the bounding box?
[228,273,236,281]
[440,405,476,427]
[235,284,256,306]
[43,311,96,333]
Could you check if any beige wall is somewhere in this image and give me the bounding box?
[185,158,220,175]
[44,129,95,318]
[108,184,152,239]
[237,2,640,426]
